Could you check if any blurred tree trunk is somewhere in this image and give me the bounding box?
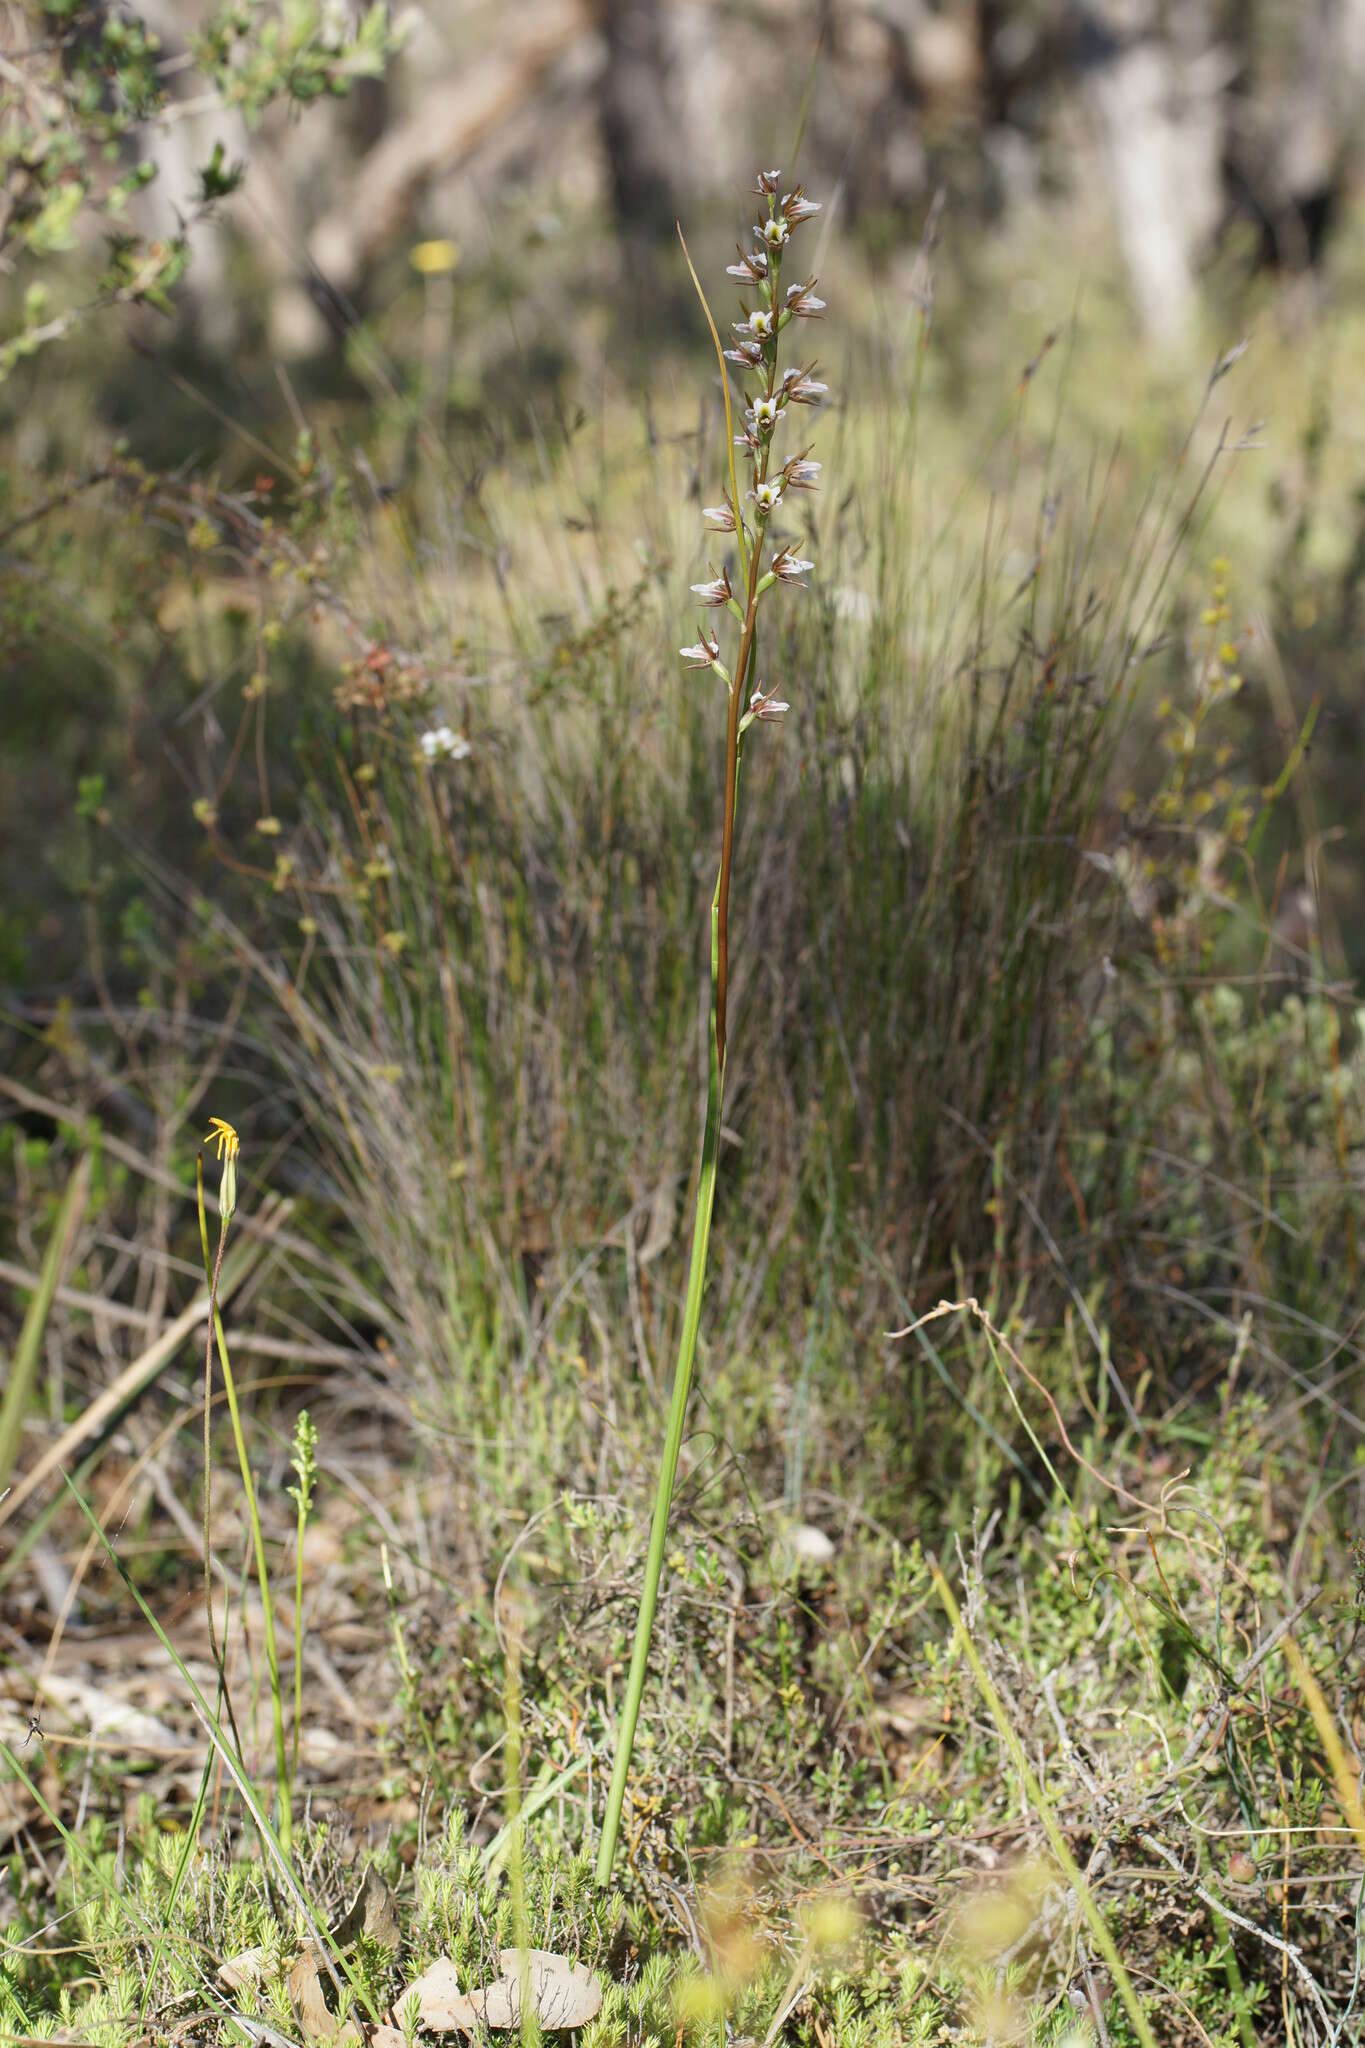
[1077,0,1224,343]
[598,0,682,235]
[1223,0,1355,270]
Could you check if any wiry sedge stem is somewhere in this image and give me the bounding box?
[932,1563,1158,2048]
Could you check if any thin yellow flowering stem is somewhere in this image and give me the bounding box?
[197,1157,228,1673]
[210,1300,293,1849]
[197,1139,293,1853]
[930,1563,1158,2048]
[60,1473,374,2023]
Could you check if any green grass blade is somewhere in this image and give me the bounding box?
[484,1752,589,1879]
[0,1733,162,1952]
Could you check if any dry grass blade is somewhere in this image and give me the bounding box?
[1283,1636,1365,1856]
[930,1561,1159,2048]
[0,1192,288,1534]
[0,1151,90,1496]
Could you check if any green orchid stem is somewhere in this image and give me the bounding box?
[597,194,775,1890]
[595,881,727,1889]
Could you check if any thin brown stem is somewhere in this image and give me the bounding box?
[716,582,757,1071]
[715,292,782,1069]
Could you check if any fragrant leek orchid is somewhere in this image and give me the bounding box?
[596,165,829,1891]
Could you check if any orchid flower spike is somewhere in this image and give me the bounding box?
[597,165,832,1901]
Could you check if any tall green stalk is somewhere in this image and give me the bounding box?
[595,169,827,1887]
[595,884,725,1887]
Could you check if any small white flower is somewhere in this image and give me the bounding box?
[760,216,789,249]
[752,395,780,433]
[680,630,721,668]
[749,683,789,721]
[785,280,826,317]
[747,308,773,339]
[726,247,768,283]
[702,502,737,532]
[781,191,822,226]
[420,725,471,762]
[773,549,814,585]
[784,368,828,405]
[752,480,783,517]
[783,457,821,491]
[690,567,734,608]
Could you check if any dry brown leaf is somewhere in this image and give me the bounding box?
[407,1949,602,2034]
[873,1689,941,1737]
[333,1863,401,1952]
[243,1870,402,2042]
[217,1944,264,1993]
[636,1177,676,1265]
[24,1675,181,1750]
[405,1957,484,2034]
[289,1946,340,2041]
[498,1949,602,2030]
[286,1947,407,2047]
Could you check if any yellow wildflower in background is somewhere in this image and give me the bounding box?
[411,238,460,276]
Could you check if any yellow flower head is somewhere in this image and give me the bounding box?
[204,1117,240,1221]
[204,1116,240,1163]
